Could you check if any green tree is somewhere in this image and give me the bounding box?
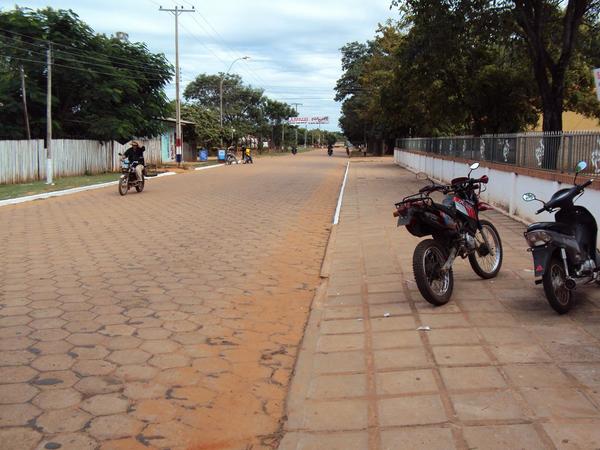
[0,7,173,141]
[181,104,221,148]
[183,74,298,148]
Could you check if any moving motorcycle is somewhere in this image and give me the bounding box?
[327,144,333,157]
[522,161,599,314]
[394,162,503,305]
[118,154,145,196]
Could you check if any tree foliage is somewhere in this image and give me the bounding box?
[183,73,298,148]
[0,7,173,141]
[337,0,600,147]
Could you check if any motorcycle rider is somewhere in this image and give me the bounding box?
[122,140,145,183]
[327,143,333,156]
[244,147,253,164]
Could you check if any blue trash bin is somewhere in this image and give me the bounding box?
[217,149,226,161]
[199,149,208,161]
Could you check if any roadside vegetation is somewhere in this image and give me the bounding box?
[337,0,600,146]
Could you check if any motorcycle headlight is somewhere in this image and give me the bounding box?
[525,230,552,247]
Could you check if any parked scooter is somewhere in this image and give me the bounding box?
[522,161,599,313]
[394,162,503,305]
[225,150,238,165]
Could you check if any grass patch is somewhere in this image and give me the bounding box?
[0,172,120,201]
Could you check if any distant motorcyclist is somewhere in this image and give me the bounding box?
[327,143,333,156]
[122,141,145,182]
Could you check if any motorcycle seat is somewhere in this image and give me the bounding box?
[527,222,573,236]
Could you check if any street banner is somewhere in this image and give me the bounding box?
[594,68,600,102]
[288,117,308,124]
[310,116,329,124]
[287,116,329,125]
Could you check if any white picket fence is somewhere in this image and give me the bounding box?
[0,138,165,184]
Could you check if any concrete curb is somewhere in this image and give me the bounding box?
[319,225,337,279]
[0,171,176,207]
[194,164,225,171]
[333,162,350,224]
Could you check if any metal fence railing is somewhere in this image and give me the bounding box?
[396,131,600,174]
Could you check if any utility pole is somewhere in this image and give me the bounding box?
[20,66,31,140]
[281,123,285,150]
[160,5,195,165]
[46,44,53,184]
[290,102,302,148]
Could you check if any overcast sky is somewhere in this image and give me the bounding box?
[6,1,399,131]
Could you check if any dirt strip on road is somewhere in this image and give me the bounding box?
[0,150,347,450]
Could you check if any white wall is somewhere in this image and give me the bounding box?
[395,149,600,247]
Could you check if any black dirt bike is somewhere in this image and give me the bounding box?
[394,162,503,305]
[118,154,153,196]
[522,161,599,314]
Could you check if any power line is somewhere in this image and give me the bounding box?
[0,31,173,75]
[1,53,170,82]
[189,10,267,86]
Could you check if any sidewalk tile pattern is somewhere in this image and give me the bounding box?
[281,159,600,450]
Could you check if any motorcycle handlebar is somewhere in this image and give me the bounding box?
[536,206,546,214]
[581,179,593,188]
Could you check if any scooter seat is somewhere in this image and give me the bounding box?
[527,222,573,236]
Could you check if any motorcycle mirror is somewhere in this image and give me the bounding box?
[416,172,429,181]
[576,161,587,173]
[522,192,536,202]
[470,162,480,171]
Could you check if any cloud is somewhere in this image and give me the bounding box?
[7,0,398,130]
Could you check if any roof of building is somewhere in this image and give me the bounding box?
[161,117,195,126]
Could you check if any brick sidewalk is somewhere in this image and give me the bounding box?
[281,158,600,450]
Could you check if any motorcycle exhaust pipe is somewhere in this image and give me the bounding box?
[565,276,593,291]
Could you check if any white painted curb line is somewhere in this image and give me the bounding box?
[195,164,225,171]
[0,171,176,207]
[333,162,350,224]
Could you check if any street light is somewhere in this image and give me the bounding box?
[220,56,250,144]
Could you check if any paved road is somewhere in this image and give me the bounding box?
[282,159,600,450]
[0,150,347,450]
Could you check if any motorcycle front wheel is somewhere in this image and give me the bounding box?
[118,176,129,196]
[469,220,503,279]
[413,239,454,306]
[543,255,573,314]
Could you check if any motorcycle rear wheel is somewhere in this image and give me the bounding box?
[118,176,129,196]
[543,255,573,314]
[413,239,454,306]
[468,220,503,279]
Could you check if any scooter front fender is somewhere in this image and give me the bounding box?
[531,246,556,277]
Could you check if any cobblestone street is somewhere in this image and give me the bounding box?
[0,151,346,450]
